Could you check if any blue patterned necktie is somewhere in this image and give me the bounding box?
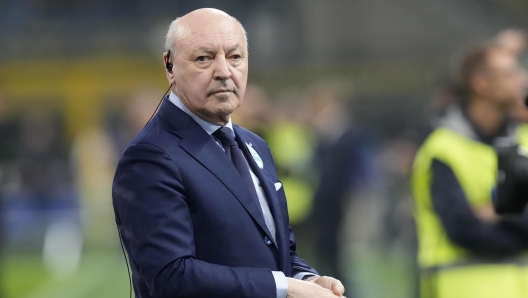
[213,127,261,207]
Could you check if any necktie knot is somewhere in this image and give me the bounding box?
[214,127,237,146]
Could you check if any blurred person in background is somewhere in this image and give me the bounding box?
[266,94,316,228]
[3,107,81,278]
[410,38,528,298]
[0,93,17,298]
[377,132,420,297]
[495,29,527,58]
[0,94,18,179]
[0,93,17,212]
[112,8,345,298]
[72,89,162,249]
[238,85,320,262]
[499,29,528,124]
[307,87,378,296]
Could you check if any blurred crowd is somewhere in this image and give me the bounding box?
[0,25,527,297]
[410,29,528,298]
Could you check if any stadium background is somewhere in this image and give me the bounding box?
[1,1,527,297]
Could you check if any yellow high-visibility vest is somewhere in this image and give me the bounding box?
[411,116,528,298]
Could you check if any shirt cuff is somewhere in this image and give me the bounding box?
[272,271,288,298]
[293,272,318,280]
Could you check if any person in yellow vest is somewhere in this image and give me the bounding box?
[411,41,528,298]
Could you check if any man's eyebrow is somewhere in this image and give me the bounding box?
[194,47,215,55]
[194,44,243,54]
[226,44,242,53]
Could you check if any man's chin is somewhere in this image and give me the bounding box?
[200,104,239,124]
[208,96,240,113]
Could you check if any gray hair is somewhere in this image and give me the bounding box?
[164,16,248,60]
[164,17,182,57]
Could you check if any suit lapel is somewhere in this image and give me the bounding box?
[158,102,272,242]
[234,126,289,271]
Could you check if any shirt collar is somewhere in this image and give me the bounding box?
[168,92,234,135]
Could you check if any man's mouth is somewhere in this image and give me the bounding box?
[209,89,234,96]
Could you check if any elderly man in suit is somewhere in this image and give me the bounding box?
[112,8,345,298]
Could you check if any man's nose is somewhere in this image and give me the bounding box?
[213,56,231,80]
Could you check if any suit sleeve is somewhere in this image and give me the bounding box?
[289,224,319,277]
[113,143,276,298]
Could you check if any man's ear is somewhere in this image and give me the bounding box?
[165,50,173,73]
[163,52,174,84]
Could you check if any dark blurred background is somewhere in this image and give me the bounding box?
[1,1,527,297]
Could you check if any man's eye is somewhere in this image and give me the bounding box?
[197,56,209,62]
[231,54,241,60]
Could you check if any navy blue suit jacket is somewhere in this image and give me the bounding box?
[112,99,317,298]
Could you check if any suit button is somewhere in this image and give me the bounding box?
[264,236,272,246]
